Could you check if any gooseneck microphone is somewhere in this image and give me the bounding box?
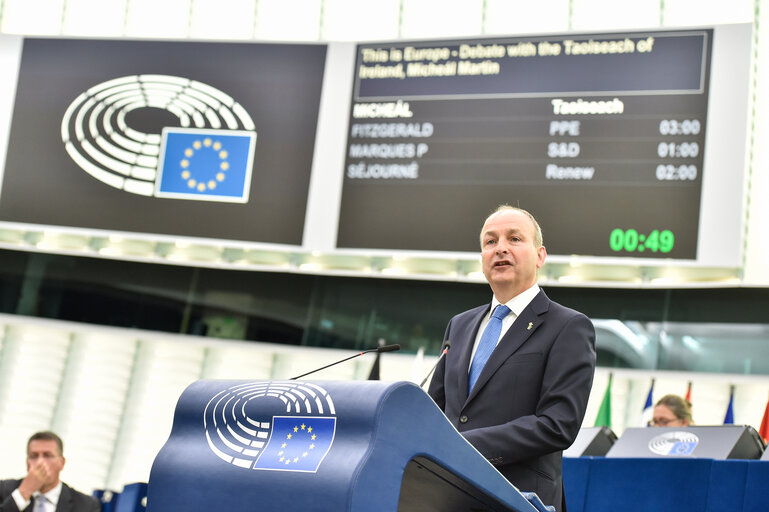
[420,340,451,387]
[290,344,401,380]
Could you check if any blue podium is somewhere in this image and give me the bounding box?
[146,380,546,512]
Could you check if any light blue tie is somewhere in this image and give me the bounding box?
[33,494,48,512]
[468,304,511,393]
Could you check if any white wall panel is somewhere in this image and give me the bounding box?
[52,331,138,494]
[106,337,205,489]
[663,0,753,27]
[571,0,660,31]
[188,0,256,40]
[0,324,71,478]
[124,0,190,38]
[744,1,769,284]
[253,0,322,41]
[321,0,400,41]
[0,0,64,35]
[400,0,483,39]
[61,0,127,37]
[484,0,570,36]
[201,342,277,379]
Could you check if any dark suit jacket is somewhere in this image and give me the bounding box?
[0,479,100,512]
[428,289,596,512]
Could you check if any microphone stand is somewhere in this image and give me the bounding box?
[420,341,451,387]
[290,344,400,380]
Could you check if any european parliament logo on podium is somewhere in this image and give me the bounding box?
[203,382,337,474]
[648,430,699,456]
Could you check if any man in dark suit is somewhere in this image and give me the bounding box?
[0,431,100,512]
[428,205,596,512]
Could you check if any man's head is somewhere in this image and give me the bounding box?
[480,205,546,303]
[26,431,66,491]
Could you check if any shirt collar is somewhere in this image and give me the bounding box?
[36,481,63,507]
[491,283,540,317]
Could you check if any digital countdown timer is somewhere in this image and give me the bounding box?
[334,26,750,264]
[609,228,674,254]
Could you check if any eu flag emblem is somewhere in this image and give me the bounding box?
[670,441,696,455]
[253,416,336,473]
[155,128,256,203]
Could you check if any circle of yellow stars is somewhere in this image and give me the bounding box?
[277,423,318,466]
[180,138,229,192]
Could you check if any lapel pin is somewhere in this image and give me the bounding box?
[527,322,533,330]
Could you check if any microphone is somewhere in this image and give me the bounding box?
[290,344,401,380]
[420,340,451,388]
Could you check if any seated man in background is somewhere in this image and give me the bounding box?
[0,431,100,512]
[650,394,694,427]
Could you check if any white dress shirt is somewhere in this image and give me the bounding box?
[468,283,540,370]
[11,481,61,512]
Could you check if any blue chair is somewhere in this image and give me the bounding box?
[92,489,119,512]
[114,482,147,512]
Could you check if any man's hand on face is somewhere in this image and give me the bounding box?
[17,459,50,500]
[18,438,64,500]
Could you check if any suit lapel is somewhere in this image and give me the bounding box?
[453,305,490,403]
[465,291,550,403]
[56,485,72,512]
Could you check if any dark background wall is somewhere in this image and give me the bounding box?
[2,248,767,364]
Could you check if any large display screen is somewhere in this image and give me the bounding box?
[336,27,748,262]
[0,26,751,270]
[0,38,326,245]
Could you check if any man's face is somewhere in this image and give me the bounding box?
[27,439,65,486]
[480,209,546,300]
